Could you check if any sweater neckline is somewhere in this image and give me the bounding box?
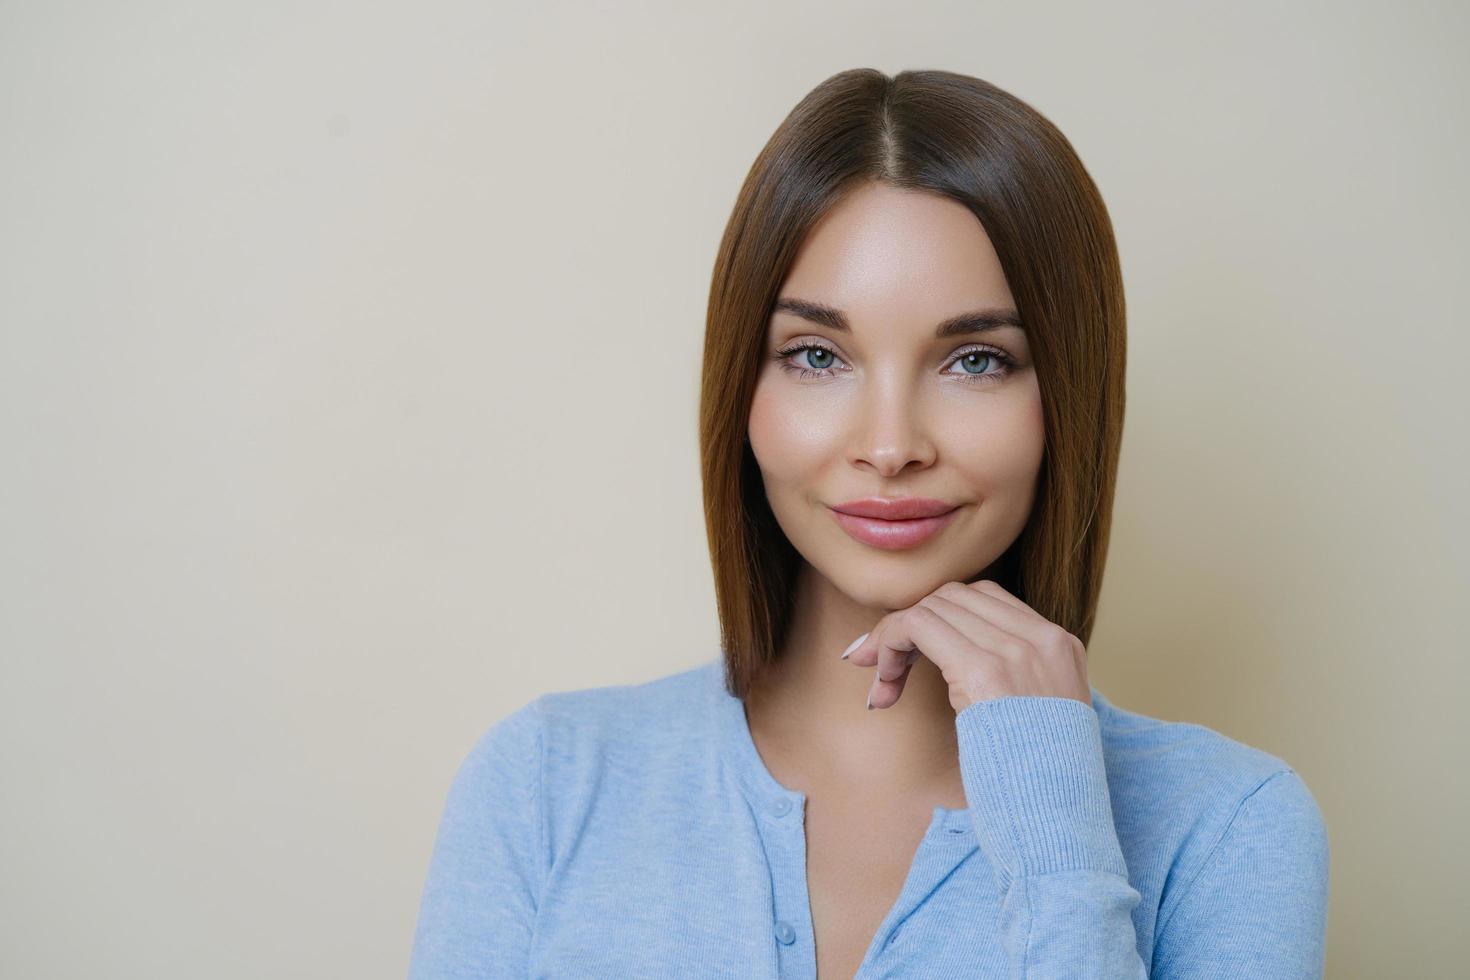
[704,656,978,841]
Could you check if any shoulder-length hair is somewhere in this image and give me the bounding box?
[699,68,1126,701]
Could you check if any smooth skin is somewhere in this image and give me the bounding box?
[744,179,1089,978]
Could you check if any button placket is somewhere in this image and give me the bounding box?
[760,792,814,977]
[857,808,980,974]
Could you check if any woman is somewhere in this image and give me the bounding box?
[408,68,1330,979]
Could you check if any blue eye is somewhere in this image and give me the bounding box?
[945,349,1016,380]
[771,342,1017,385]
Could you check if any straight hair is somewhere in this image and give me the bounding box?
[698,68,1126,700]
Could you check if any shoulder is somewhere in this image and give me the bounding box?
[471,657,713,732]
[532,658,716,751]
[1091,688,1322,812]
[461,660,721,859]
[457,658,718,788]
[1089,689,1330,914]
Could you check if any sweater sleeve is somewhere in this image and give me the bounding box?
[955,695,1149,977]
[1149,769,1331,978]
[407,699,546,980]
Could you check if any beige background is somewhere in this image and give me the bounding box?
[2,1,1466,977]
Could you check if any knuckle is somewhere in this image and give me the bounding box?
[912,604,946,626]
[1042,624,1076,654]
[1001,639,1032,660]
[916,594,953,617]
[935,582,970,603]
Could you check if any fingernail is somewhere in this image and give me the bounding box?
[841,632,869,660]
[866,690,874,710]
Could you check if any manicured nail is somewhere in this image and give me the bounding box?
[841,632,869,660]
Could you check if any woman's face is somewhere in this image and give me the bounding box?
[747,181,1046,614]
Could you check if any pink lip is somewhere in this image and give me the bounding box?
[832,497,957,520]
[828,497,961,551]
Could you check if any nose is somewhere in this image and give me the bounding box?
[845,373,938,478]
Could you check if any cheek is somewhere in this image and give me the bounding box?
[747,377,837,481]
[943,388,1046,488]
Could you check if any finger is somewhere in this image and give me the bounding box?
[949,583,1084,671]
[845,614,898,668]
[866,616,918,708]
[869,649,921,710]
[874,623,920,684]
[867,605,975,709]
[921,593,1028,656]
[848,583,1028,674]
[932,583,1045,649]
[967,579,1036,615]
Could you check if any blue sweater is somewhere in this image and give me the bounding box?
[408,655,1329,978]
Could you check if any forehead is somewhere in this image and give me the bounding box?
[773,182,1016,330]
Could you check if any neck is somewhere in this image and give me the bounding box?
[742,562,970,799]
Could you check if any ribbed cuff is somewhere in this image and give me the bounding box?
[955,695,1128,886]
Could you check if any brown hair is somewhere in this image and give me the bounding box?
[698,68,1127,700]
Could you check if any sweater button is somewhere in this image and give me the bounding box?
[774,920,796,945]
[770,797,792,817]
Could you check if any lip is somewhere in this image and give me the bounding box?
[828,497,961,551]
[832,497,958,520]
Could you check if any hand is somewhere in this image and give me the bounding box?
[841,579,1091,714]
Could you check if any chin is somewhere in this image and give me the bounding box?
[812,536,1011,610]
[820,561,962,614]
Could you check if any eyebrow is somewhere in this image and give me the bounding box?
[771,297,1024,339]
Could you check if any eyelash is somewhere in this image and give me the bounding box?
[770,340,1018,385]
